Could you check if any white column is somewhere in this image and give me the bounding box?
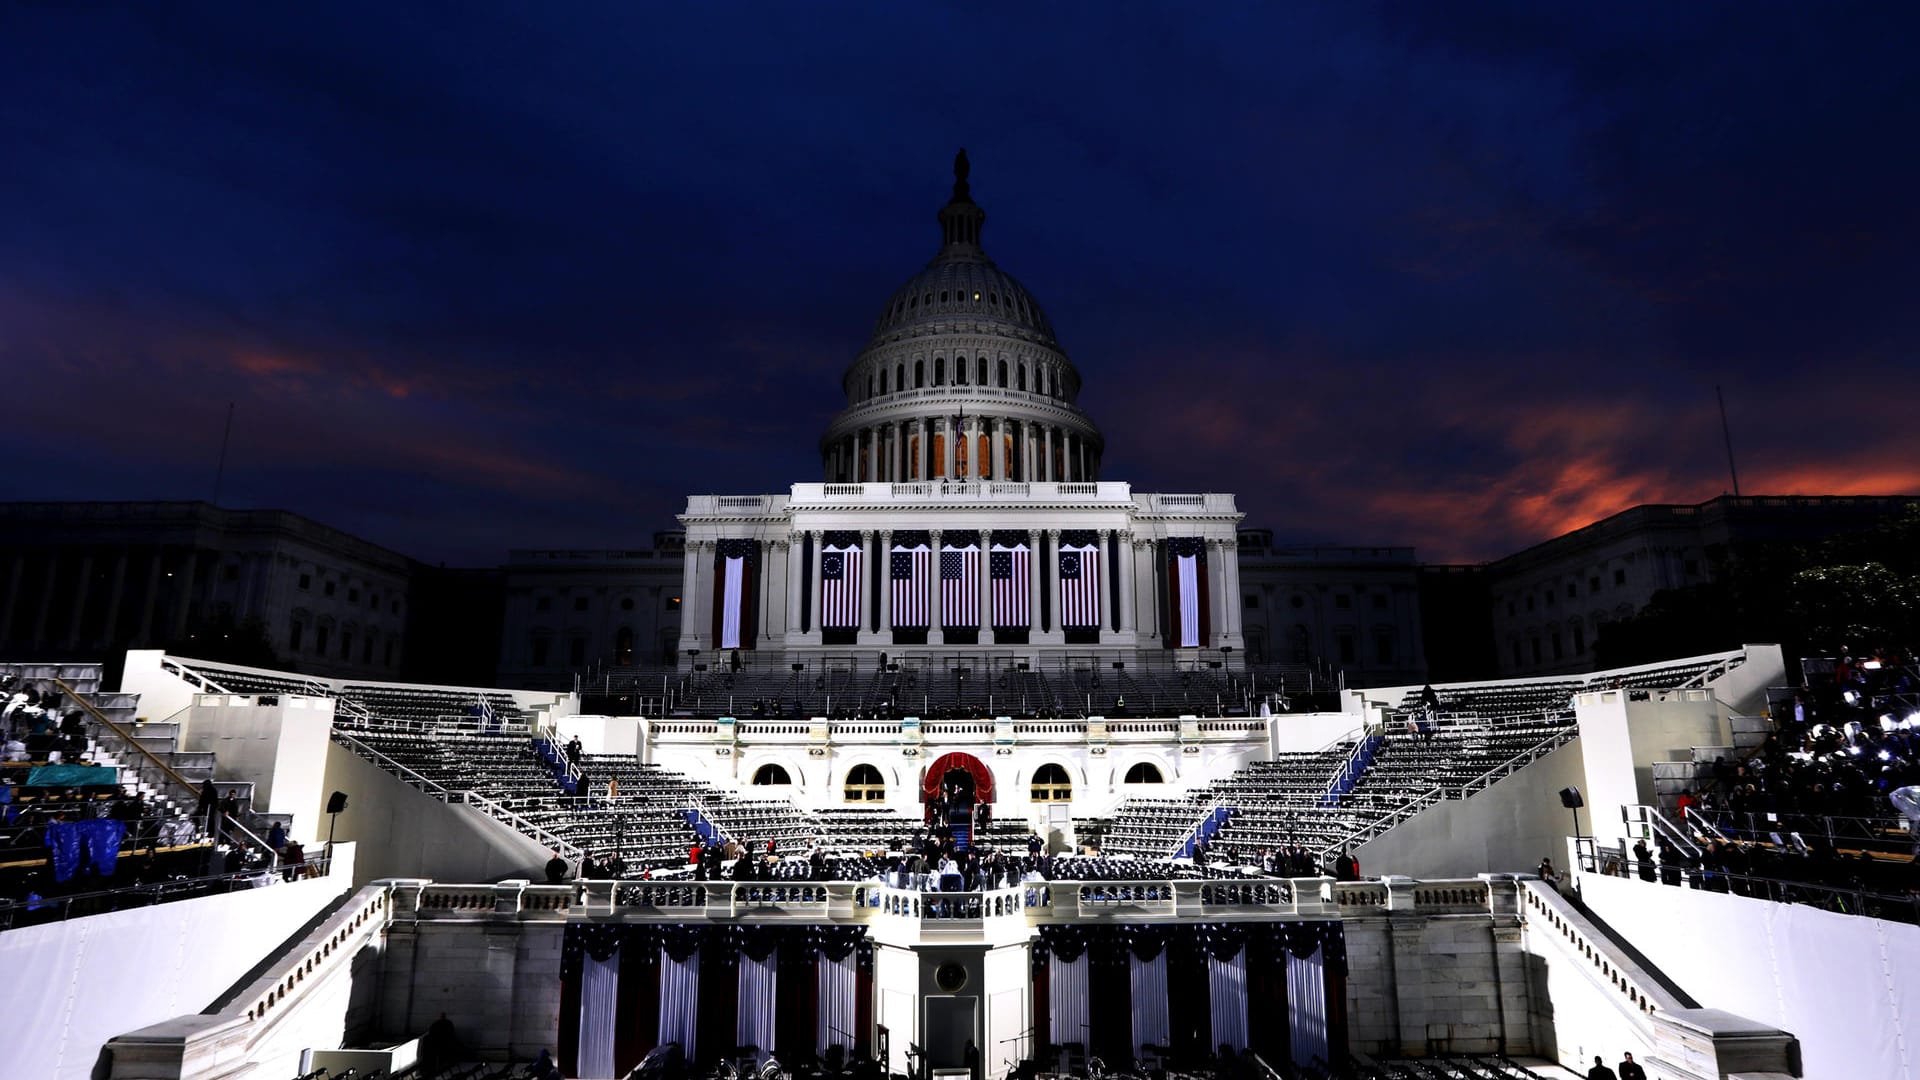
[764,539,788,639]
[977,529,991,636]
[1097,532,1114,638]
[944,418,957,480]
[991,418,1007,481]
[1117,531,1135,634]
[1219,538,1245,652]
[1133,538,1158,646]
[810,530,825,642]
[928,529,944,645]
[895,422,905,481]
[1207,539,1228,649]
[679,539,707,660]
[856,530,876,641]
[785,535,804,642]
[1030,529,1048,640]
[879,529,893,634]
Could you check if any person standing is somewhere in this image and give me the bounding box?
[1632,839,1655,882]
[1617,1052,1646,1080]
[1586,1056,1616,1080]
[1334,847,1359,881]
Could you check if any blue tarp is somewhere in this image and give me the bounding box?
[46,819,128,882]
[24,764,119,787]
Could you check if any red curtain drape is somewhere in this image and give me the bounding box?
[616,941,661,1075]
[922,752,996,803]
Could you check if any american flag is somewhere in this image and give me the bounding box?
[990,542,1029,628]
[1058,542,1101,629]
[891,542,931,628]
[821,542,862,629]
[1168,537,1207,647]
[941,543,979,628]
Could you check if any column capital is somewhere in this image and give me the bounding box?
[860,529,875,542]
[1045,528,1061,541]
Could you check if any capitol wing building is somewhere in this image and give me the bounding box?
[677,154,1244,672]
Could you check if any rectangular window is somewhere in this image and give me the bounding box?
[531,636,551,667]
[288,621,304,651]
[1589,577,1601,594]
[348,588,360,603]
[1614,568,1627,586]
[298,574,312,591]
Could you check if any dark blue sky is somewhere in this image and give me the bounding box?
[4,4,1917,564]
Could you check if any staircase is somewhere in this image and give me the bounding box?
[1320,733,1385,807]
[1175,805,1235,858]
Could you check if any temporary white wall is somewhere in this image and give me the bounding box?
[1354,741,1586,878]
[180,696,336,841]
[1577,869,1920,1080]
[1576,690,1725,849]
[551,714,644,757]
[320,742,554,885]
[1268,712,1366,755]
[119,650,197,723]
[0,846,355,1080]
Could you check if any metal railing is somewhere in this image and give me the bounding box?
[54,678,280,862]
[462,791,584,861]
[0,856,334,929]
[330,731,455,799]
[1582,851,1920,925]
[1454,726,1579,798]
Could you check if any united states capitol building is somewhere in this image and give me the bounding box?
[6,154,1913,1080]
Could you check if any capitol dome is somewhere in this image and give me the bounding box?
[821,151,1103,485]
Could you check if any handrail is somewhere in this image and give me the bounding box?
[1623,803,1704,859]
[463,791,584,860]
[54,677,279,859]
[1315,786,1444,862]
[330,731,454,798]
[0,857,336,928]
[1454,727,1580,797]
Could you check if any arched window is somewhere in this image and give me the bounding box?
[866,374,874,399]
[1017,365,1026,391]
[896,363,905,392]
[934,358,945,385]
[1031,763,1072,803]
[1124,762,1164,784]
[998,360,1008,387]
[879,369,888,394]
[915,361,925,388]
[977,356,988,384]
[753,764,791,785]
[957,360,967,385]
[845,763,885,802]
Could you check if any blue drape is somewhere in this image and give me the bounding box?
[45,819,126,882]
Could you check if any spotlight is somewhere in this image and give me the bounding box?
[1881,750,1894,762]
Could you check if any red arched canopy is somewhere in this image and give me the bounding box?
[922,751,996,804]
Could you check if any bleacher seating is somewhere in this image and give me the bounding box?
[1104,652,1748,863]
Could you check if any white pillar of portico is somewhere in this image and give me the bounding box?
[785,534,804,644]
[809,530,825,643]
[892,423,904,482]
[856,529,878,645]
[1033,528,1061,645]
[878,529,893,635]
[1097,531,1114,638]
[1206,538,1229,649]
[1116,530,1135,635]
[977,529,991,637]
[679,539,708,661]
[991,418,1007,482]
[1132,537,1158,648]
[943,417,958,481]
[1218,537,1245,654]
[764,538,788,640]
[928,529,944,645]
